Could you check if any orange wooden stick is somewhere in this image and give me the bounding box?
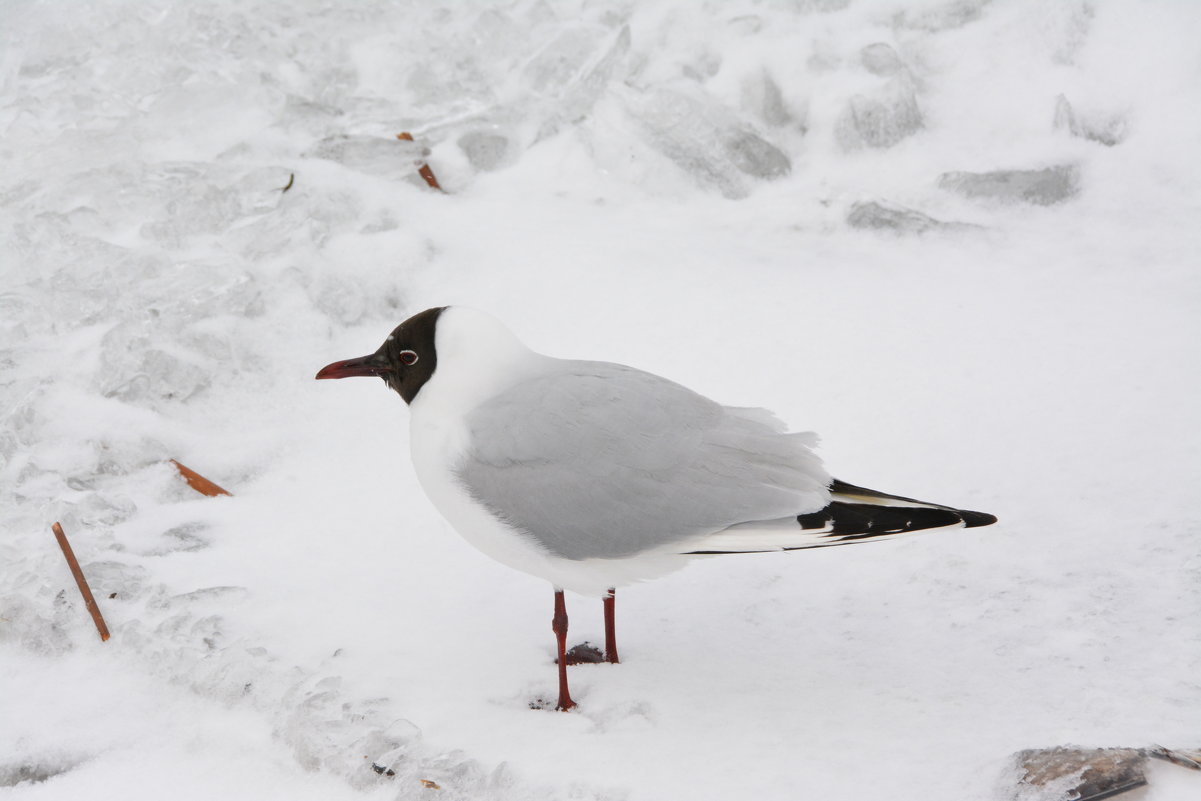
[396,132,445,192]
[51,522,110,642]
[170,459,232,497]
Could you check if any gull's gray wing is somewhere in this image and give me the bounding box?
[455,360,830,560]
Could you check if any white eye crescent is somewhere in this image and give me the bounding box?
[399,350,418,365]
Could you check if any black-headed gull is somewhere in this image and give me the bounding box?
[317,306,996,710]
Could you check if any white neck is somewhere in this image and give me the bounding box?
[411,306,548,418]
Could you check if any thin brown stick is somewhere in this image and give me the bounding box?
[51,522,110,642]
[396,132,445,192]
[170,459,232,497]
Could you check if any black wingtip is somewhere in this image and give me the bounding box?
[829,478,998,529]
[958,510,998,528]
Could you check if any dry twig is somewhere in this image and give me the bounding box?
[51,522,110,642]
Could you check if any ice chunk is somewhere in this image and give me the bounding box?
[227,186,364,257]
[1,584,72,655]
[0,291,36,344]
[465,7,527,67]
[1054,94,1127,147]
[939,165,1081,205]
[837,80,923,150]
[147,523,211,555]
[523,24,619,99]
[532,24,631,139]
[77,561,147,601]
[619,86,790,199]
[280,95,345,134]
[305,135,429,181]
[309,276,368,326]
[100,320,212,403]
[67,493,137,528]
[847,201,978,234]
[131,164,293,248]
[167,586,250,607]
[364,719,423,778]
[409,750,490,794]
[458,129,514,171]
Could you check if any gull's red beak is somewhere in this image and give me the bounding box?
[315,354,389,380]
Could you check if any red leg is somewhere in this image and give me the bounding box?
[603,588,620,664]
[552,590,577,711]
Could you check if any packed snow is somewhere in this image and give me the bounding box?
[2,1,1199,799]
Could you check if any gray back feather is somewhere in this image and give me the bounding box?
[455,360,830,560]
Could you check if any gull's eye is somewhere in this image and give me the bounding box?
[398,350,418,366]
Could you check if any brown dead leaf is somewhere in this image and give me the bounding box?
[170,460,232,497]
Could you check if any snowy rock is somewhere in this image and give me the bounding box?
[619,86,790,199]
[899,0,991,32]
[740,69,795,128]
[836,45,922,150]
[681,49,723,82]
[0,757,80,787]
[1011,747,1146,801]
[939,164,1081,205]
[847,201,976,234]
[860,43,906,77]
[837,80,923,150]
[727,14,764,36]
[794,0,853,11]
[1054,95,1128,147]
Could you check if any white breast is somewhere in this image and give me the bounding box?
[407,408,554,578]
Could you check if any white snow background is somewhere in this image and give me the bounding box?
[2,1,1199,799]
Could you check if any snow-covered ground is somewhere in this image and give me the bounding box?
[2,1,1199,799]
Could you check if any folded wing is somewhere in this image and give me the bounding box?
[455,360,831,560]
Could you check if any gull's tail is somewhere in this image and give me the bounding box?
[685,478,997,555]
